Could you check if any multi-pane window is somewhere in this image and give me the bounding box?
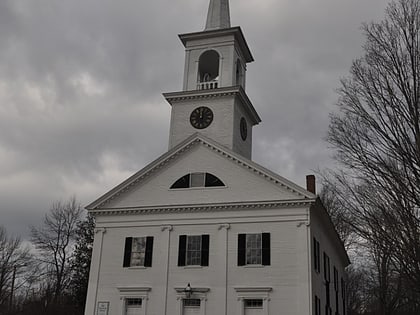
[246,233,262,265]
[244,299,263,308]
[126,298,142,306]
[131,237,146,266]
[313,237,320,273]
[123,236,154,267]
[238,233,270,266]
[186,235,202,265]
[170,173,225,189]
[183,299,201,307]
[178,235,209,267]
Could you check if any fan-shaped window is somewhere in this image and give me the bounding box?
[197,50,220,90]
[170,172,224,189]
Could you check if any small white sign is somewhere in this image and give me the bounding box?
[97,301,109,315]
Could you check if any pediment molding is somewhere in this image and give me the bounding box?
[87,134,315,210]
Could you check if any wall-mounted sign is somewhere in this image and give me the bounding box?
[97,301,109,315]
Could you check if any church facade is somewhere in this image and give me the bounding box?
[84,1,349,315]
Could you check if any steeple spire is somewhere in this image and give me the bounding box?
[205,0,231,30]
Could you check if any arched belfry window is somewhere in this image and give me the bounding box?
[170,172,225,189]
[197,50,220,90]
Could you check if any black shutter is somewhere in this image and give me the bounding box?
[201,235,209,266]
[144,236,154,267]
[262,233,271,266]
[123,237,133,267]
[178,235,187,266]
[238,234,246,266]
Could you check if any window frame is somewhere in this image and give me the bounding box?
[245,233,262,265]
[244,299,263,309]
[170,172,225,189]
[123,236,153,268]
[186,235,202,266]
[178,234,209,267]
[238,233,270,266]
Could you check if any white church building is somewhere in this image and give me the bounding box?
[84,1,350,314]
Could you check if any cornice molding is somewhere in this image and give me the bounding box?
[178,26,253,62]
[163,86,261,125]
[89,199,315,217]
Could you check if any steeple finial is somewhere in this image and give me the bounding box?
[205,0,231,30]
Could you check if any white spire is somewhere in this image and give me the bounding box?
[205,0,231,30]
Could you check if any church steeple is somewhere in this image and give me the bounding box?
[205,0,231,30]
[163,0,260,159]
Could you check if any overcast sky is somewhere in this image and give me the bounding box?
[0,0,389,238]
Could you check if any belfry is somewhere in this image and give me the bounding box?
[84,1,349,315]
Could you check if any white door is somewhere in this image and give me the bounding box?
[126,307,141,315]
[183,307,200,315]
[244,299,263,315]
[126,298,142,315]
[183,299,200,315]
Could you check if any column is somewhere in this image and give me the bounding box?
[218,223,230,315]
[161,225,173,315]
[84,227,106,315]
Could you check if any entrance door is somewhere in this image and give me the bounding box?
[126,298,142,315]
[183,299,201,315]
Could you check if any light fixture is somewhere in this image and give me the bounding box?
[184,283,192,298]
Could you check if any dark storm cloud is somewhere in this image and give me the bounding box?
[0,0,388,237]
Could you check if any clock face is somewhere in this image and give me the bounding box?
[240,117,248,140]
[190,106,214,129]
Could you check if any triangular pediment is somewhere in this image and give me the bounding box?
[86,134,315,211]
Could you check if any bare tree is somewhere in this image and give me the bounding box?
[31,197,82,304]
[0,226,33,313]
[327,0,420,303]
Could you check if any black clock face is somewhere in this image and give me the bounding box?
[240,117,248,140]
[190,106,214,129]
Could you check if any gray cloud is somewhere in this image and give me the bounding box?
[0,0,389,237]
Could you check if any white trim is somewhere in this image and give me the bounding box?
[175,287,209,315]
[89,199,315,216]
[234,287,272,315]
[86,134,315,211]
[118,287,151,315]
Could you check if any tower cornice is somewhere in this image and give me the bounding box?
[163,86,261,125]
[179,27,253,63]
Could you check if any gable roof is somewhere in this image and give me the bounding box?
[86,133,315,210]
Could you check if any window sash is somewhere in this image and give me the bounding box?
[246,234,262,265]
[183,299,201,307]
[244,299,263,309]
[126,298,142,306]
[131,237,146,266]
[186,235,202,265]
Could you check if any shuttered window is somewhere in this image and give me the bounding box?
[238,233,270,266]
[178,235,210,266]
[123,236,154,267]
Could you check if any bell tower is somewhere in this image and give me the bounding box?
[163,0,260,159]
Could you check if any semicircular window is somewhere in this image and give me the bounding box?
[170,172,225,189]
